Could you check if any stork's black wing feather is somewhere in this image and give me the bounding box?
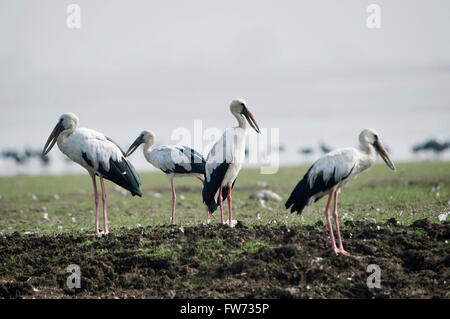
[156,146,206,175]
[172,146,206,175]
[202,162,236,213]
[82,152,142,197]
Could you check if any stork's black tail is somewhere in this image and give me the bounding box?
[97,156,143,197]
[178,145,206,175]
[202,162,235,212]
[203,184,219,213]
[285,165,326,214]
[100,137,143,197]
[285,174,311,214]
[285,166,346,214]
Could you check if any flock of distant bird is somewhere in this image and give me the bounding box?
[39,99,402,257]
[1,149,50,166]
[3,133,448,169]
[412,139,450,154]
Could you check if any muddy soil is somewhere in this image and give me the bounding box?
[0,218,448,299]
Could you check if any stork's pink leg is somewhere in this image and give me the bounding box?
[197,176,204,184]
[227,186,234,228]
[206,206,217,221]
[324,191,337,253]
[99,176,109,235]
[332,192,353,257]
[170,179,176,225]
[86,173,100,236]
[219,185,224,224]
[209,209,217,220]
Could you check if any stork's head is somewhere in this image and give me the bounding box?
[126,130,155,157]
[230,99,260,133]
[359,128,396,170]
[42,113,79,156]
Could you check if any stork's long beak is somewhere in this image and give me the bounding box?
[42,121,63,156]
[242,107,260,134]
[126,135,144,157]
[374,140,396,170]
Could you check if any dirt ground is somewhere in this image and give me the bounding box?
[0,218,448,299]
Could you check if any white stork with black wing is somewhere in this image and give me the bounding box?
[42,113,142,236]
[285,128,396,257]
[126,130,207,225]
[202,99,260,227]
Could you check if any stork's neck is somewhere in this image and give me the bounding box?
[143,140,154,162]
[233,112,246,129]
[358,143,377,171]
[57,127,77,146]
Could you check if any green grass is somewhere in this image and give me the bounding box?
[0,161,448,235]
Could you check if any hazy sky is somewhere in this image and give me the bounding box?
[1,1,449,173]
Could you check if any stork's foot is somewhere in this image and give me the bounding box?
[85,231,101,237]
[85,230,110,238]
[338,250,354,258]
[333,247,354,258]
[225,220,236,228]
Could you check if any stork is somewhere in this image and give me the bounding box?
[42,113,142,236]
[285,129,395,257]
[202,99,260,227]
[125,130,207,225]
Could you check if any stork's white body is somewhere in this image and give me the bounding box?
[205,126,247,196]
[305,146,376,204]
[143,144,204,180]
[58,128,124,175]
